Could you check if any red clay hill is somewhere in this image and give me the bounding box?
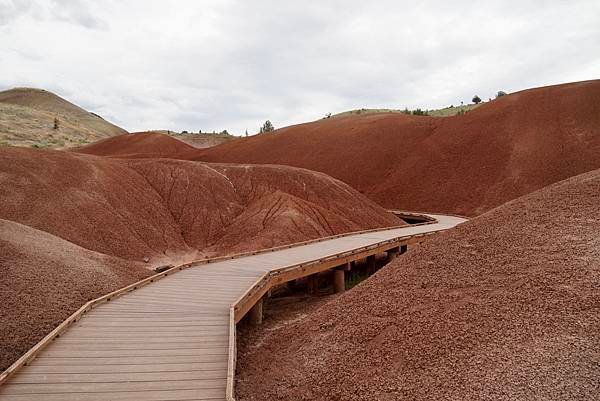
[0,145,402,371]
[236,167,600,401]
[191,80,600,216]
[76,130,198,159]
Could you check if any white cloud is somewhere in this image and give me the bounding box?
[1,0,599,134]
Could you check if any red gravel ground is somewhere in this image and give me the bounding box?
[195,80,600,216]
[235,168,600,401]
[0,145,401,371]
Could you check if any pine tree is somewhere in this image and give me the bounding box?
[259,120,274,133]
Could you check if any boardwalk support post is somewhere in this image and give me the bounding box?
[249,297,263,326]
[307,274,319,295]
[400,244,408,254]
[333,266,347,293]
[366,255,376,275]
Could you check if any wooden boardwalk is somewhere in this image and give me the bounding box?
[0,214,465,401]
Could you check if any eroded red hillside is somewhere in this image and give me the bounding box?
[195,80,600,216]
[0,146,401,265]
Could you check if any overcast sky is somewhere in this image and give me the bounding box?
[1,0,599,135]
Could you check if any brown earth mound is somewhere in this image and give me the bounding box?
[76,131,198,159]
[236,168,600,401]
[0,87,127,149]
[195,80,600,216]
[0,219,151,372]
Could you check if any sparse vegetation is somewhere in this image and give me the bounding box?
[161,129,236,148]
[259,120,275,133]
[330,103,482,119]
[496,90,507,98]
[0,88,127,149]
[472,95,482,104]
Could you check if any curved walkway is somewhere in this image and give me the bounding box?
[0,214,466,401]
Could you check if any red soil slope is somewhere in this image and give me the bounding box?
[236,168,600,401]
[195,80,600,216]
[0,219,151,372]
[0,145,402,371]
[76,131,197,159]
[0,146,401,265]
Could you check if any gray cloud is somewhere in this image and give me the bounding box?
[1,0,599,134]
[48,0,109,30]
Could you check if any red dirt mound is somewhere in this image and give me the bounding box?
[0,219,151,372]
[195,80,600,216]
[0,146,401,265]
[75,131,197,159]
[236,168,600,401]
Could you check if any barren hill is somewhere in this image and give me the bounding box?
[0,145,402,371]
[76,131,198,159]
[236,167,600,401]
[195,80,600,216]
[0,87,127,149]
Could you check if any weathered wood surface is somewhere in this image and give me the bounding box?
[0,214,465,401]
